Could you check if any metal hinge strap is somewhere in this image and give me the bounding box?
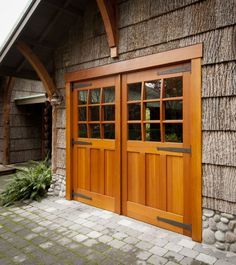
[157,63,191,75]
[72,139,92,146]
[72,192,92,201]
[157,147,191,153]
[157,216,192,231]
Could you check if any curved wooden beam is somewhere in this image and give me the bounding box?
[15,41,56,98]
[96,0,118,57]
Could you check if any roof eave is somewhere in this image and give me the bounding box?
[0,0,42,64]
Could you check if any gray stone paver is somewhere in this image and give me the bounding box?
[0,197,236,264]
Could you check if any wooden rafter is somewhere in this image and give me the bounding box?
[96,0,118,57]
[16,41,56,98]
[2,76,15,165]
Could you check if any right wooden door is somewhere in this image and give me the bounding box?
[122,68,192,236]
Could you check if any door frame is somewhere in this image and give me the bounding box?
[65,44,202,241]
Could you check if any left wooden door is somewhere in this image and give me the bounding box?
[71,75,121,213]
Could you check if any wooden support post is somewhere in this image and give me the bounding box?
[96,0,118,57]
[2,77,15,165]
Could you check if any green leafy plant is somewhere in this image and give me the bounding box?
[0,159,52,206]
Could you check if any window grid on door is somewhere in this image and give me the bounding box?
[77,86,115,139]
[127,76,183,142]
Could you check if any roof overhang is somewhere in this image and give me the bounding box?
[0,0,86,80]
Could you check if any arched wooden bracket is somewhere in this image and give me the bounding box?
[15,41,60,102]
[96,0,118,58]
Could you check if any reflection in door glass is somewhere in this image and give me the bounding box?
[128,103,141,120]
[145,80,161,99]
[165,124,182,142]
[78,90,88,104]
[78,124,87,138]
[145,123,161,142]
[90,106,100,121]
[104,124,115,139]
[78,107,86,121]
[164,77,182,98]
[104,105,115,121]
[165,101,182,120]
[128,83,142,101]
[90,88,100,104]
[103,87,115,103]
[145,102,160,120]
[128,124,141,140]
[90,124,100,138]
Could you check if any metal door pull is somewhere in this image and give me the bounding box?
[156,147,191,153]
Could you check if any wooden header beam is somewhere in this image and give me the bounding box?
[96,0,118,57]
[65,44,203,82]
[15,41,57,98]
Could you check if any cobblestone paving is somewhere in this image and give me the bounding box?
[0,197,236,265]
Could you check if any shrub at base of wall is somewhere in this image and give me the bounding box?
[48,174,65,197]
[203,208,236,252]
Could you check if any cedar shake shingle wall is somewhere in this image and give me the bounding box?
[53,0,236,213]
[9,78,44,163]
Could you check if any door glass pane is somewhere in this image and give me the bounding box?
[165,124,182,142]
[90,124,100,138]
[128,103,141,120]
[78,124,87,138]
[164,77,182,98]
[90,88,100,104]
[104,105,115,121]
[165,101,182,120]
[145,80,161,99]
[78,107,86,121]
[90,106,100,121]
[145,102,160,120]
[145,123,160,142]
[104,87,115,103]
[128,83,142,101]
[104,124,115,139]
[78,90,88,104]
[128,124,141,140]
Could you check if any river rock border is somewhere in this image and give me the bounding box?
[203,208,236,252]
[48,174,66,197]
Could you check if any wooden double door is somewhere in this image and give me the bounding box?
[72,67,192,236]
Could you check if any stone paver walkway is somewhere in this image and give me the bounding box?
[0,197,236,265]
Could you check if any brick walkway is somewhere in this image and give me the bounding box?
[0,197,235,265]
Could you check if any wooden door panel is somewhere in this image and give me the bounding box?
[146,153,166,210]
[167,155,184,215]
[90,148,104,194]
[104,150,115,197]
[127,152,145,204]
[77,147,87,190]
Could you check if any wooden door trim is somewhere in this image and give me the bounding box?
[190,58,202,242]
[66,82,73,200]
[65,44,202,82]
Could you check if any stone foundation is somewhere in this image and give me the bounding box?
[202,208,236,252]
[48,174,66,197]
